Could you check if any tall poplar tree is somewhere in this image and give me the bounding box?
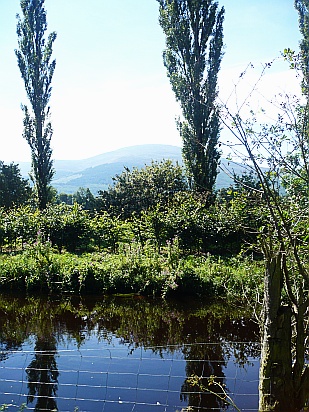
[295,0,309,94]
[158,0,224,193]
[15,0,56,210]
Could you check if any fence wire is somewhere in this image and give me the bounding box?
[0,343,260,412]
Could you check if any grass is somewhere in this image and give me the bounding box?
[0,239,264,300]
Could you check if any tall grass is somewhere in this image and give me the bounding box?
[0,238,263,300]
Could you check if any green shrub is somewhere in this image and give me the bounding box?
[0,245,264,300]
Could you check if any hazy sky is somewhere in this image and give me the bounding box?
[0,0,301,162]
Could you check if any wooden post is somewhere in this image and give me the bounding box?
[259,254,294,411]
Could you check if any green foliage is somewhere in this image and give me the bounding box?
[173,255,263,300]
[57,192,73,205]
[0,206,39,252]
[138,205,170,253]
[232,170,263,195]
[56,188,98,212]
[23,232,60,292]
[98,160,188,218]
[160,191,251,255]
[116,190,251,256]
[0,162,32,208]
[40,203,91,252]
[90,212,132,253]
[0,245,263,299]
[0,186,262,257]
[15,0,57,210]
[0,204,91,253]
[186,374,241,412]
[0,185,265,299]
[295,0,309,93]
[73,187,97,212]
[158,0,224,192]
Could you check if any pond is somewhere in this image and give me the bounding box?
[0,294,260,411]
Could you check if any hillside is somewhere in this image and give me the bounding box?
[18,144,244,194]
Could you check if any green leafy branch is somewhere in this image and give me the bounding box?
[186,374,241,412]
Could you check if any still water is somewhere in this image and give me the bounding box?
[0,294,260,412]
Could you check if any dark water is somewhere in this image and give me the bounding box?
[0,294,260,411]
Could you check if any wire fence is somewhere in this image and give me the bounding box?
[0,343,260,412]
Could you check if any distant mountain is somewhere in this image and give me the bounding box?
[18,144,246,194]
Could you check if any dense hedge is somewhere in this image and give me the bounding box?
[0,191,259,256]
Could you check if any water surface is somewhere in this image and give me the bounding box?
[0,294,260,411]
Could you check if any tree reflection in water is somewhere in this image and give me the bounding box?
[181,344,226,411]
[26,336,59,411]
[0,296,60,410]
[178,309,259,411]
[0,294,259,411]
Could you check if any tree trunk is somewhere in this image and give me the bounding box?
[259,254,295,412]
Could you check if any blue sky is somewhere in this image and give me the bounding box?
[0,0,301,162]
